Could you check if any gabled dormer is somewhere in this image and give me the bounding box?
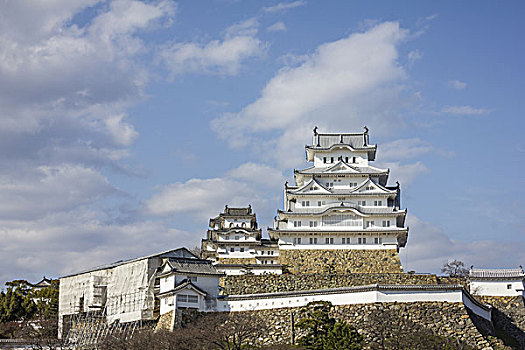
[353,178,396,194]
[288,178,331,195]
[324,161,361,174]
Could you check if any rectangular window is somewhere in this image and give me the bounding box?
[230,247,235,252]
[342,237,347,244]
[366,221,374,228]
[374,237,382,244]
[325,237,334,244]
[240,247,244,252]
[309,237,318,244]
[345,157,349,163]
[323,157,327,163]
[358,237,367,244]
[359,201,366,206]
[374,200,382,206]
[187,295,198,303]
[382,220,390,227]
[235,235,239,240]
[269,251,273,255]
[293,237,302,244]
[309,221,318,227]
[352,157,356,163]
[294,221,302,227]
[178,295,187,302]
[350,182,357,187]
[318,201,322,206]
[507,284,512,290]
[187,276,197,282]
[331,157,334,163]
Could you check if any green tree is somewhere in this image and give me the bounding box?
[296,301,362,350]
[0,288,35,322]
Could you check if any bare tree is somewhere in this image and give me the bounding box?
[99,311,270,350]
[441,259,469,278]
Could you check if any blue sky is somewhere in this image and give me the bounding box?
[0,0,523,283]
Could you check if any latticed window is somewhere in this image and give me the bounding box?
[322,214,361,226]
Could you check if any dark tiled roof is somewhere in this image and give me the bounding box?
[60,248,199,278]
[296,163,387,175]
[166,258,223,276]
[312,133,370,149]
[224,205,253,216]
[469,268,525,279]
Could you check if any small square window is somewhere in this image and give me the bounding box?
[507,284,512,290]
[230,247,235,252]
[240,247,244,252]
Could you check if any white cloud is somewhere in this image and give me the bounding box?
[448,79,467,90]
[379,161,429,187]
[145,178,268,220]
[228,162,285,187]
[158,18,266,76]
[0,164,115,220]
[402,215,525,274]
[262,1,307,13]
[0,1,178,282]
[442,105,492,115]
[0,213,195,282]
[378,138,435,162]
[407,49,422,64]
[267,22,287,32]
[211,21,410,168]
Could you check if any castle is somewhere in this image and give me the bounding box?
[202,127,407,275]
[58,128,525,349]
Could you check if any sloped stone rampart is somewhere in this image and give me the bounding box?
[233,302,494,349]
[476,296,525,348]
[278,249,403,274]
[155,311,173,331]
[221,273,437,295]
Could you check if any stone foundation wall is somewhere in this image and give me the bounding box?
[218,302,494,349]
[155,311,173,331]
[278,249,403,274]
[221,273,437,295]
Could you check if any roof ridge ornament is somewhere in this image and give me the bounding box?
[313,126,318,136]
[363,126,369,146]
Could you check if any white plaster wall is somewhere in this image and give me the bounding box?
[216,289,490,321]
[159,295,174,315]
[224,218,251,228]
[313,151,368,168]
[462,293,493,320]
[278,234,399,249]
[470,280,525,297]
[218,266,282,276]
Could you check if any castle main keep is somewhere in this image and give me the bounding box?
[203,127,408,275]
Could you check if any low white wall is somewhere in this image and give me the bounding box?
[215,286,491,321]
[470,280,525,297]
